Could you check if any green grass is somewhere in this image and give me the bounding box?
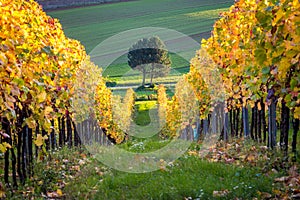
[61,140,277,200]
[118,136,171,153]
[110,75,181,86]
[1,140,286,200]
[91,157,275,200]
[133,101,157,126]
[48,0,233,53]
[102,53,190,78]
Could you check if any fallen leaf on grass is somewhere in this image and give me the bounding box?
[188,150,198,156]
[225,158,235,163]
[288,165,298,177]
[272,189,281,195]
[57,189,63,197]
[78,159,85,165]
[288,177,300,187]
[70,165,80,171]
[47,189,63,198]
[274,176,289,182]
[246,154,256,162]
[292,189,300,194]
[258,191,272,199]
[47,191,59,198]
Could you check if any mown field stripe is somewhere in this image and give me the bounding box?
[48,0,233,52]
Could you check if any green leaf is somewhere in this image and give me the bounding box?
[13,78,25,86]
[290,79,297,89]
[262,76,268,84]
[42,46,52,54]
[254,48,267,65]
[262,67,270,75]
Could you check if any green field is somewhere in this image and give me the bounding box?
[48,0,233,84]
[48,0,233,52]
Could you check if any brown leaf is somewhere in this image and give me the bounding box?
[225,158,235,163]
[259,192,272,199]
[288,165,298,177]
[246,154,256,162]
[70,165,80,171]
[288,177,300,187]
[292,189,300,194]
[274,176,289,182]
[47,191,59,198]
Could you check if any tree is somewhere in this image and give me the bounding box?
[128,36,171,86]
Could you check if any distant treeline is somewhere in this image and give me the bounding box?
[36,0,134,10]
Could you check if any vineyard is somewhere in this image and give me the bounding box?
[0,0,300,199]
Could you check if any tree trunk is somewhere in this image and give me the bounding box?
[254,102,258,141]
[283,103,290,153]
[230,109,234,137]
[17,124,24,184]
[60,117,66,146]
[242,107,250,138]
[66,113,72,148]
[22,126,28,181]
[35,123,39,159]
[257,101,262,142]
[280,101,289,153]
[58,117,62,147]
[250,107,255,140]
[73,121,81,147]
[4,145,9,186]
[261,98,267,144]
[2,118,10,186]
[150,63,154,85]
[224,112,229,141]
[268,100,277,149]
[27,127,33,177]
[203,118,209,135]
[50,120,56,150]
[11,146,17,187]
[233,109,236,137]
[292,118,299,160]
[235,108,240,137]
[142,68,146,86]
[240,111,244,137]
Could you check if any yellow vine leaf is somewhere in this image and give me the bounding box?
[272,8,284,26]
[294,107,300,119]
[25,117,37,129]
[34,134,48,147]
[37,91,47,103]
[0,142,11,153]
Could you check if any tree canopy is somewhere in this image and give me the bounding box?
[128,36,171,86]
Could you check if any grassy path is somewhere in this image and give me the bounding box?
[62,143,277,200]
[61,101,277,199]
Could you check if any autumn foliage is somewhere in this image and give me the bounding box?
[0,0,120,187]
[203,0,300,119]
